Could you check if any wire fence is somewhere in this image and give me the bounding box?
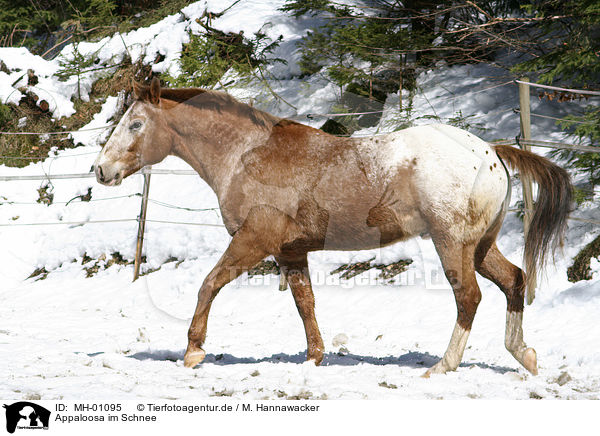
[299,79,516,120]
[512,108,598,126]
[0,79,598,234]
[0,168,197,181]
[0,193,141,205]
[0,192,221,214]
[492,137,600,153]
[0,124,115,136]
[514,80,600,96]
[0,150,99,160]
[1,145,598,227]
[0,218,226,227]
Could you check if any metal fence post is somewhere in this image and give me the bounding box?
[133,166,151,281]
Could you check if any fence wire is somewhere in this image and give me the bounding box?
[0,218,226,228]
[0,169,197,181]
[0,193,141,205]
[0,151,99,160]
[0,124,115,136]
[514,80,600,97]
[493,138,599,153]
[0,79,597,231]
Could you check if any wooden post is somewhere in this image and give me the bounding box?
[398,64,403,112]
[518,79,534,232]
[133,167,151,281]
[518,78,536,290]
[279,273,288,291]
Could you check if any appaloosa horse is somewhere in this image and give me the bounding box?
[94,78,571,376]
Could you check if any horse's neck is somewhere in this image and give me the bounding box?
[168,110,272,196]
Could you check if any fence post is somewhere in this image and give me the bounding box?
[133,166,151,281]
[279,273,288,291]
[518,77,536,291]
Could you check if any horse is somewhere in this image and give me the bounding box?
[93,77,572,376]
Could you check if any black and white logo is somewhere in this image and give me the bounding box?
[3,402,50,433]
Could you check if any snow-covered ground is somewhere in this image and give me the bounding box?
[1,0,599,400]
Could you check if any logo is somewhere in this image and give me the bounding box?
[3,402,50,434]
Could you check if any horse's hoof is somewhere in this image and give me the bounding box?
[422,360,449,378]
[183,349,206,368]
[522,347,538,375]
[307,355,323,366]
[307,350,324,366]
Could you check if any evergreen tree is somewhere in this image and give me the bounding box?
[281,0,433,100]
[513,0,600,186]
[282,0,527,87]
[284,1,599,182]
[281,1,525,130]
[163,19,285,90]
[0,0,193,54]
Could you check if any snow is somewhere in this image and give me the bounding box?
[70,96,121,147]
[0,0,312,119]
[1,0,600,401]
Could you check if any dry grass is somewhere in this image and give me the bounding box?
[331,258,413,281]
[0,94,74,167]
[567,234,600,282]
[0,59,151,167]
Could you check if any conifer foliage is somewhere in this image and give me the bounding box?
[282,0,600,183]
[513,0,600,186]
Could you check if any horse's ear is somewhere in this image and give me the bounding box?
[149,77,161,105]
[132,80,145,100]
[131,78,160,105]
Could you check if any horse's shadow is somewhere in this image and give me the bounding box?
[122,349,516,374]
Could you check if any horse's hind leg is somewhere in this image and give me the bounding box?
[276,254,324,364]
[424,238,481,377]
[184,226,268,368]
[475,242,538,375]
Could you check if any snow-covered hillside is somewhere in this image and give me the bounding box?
[1,0,599,401]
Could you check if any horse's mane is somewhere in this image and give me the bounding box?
[159,87,208,103]
[136,83,281,129]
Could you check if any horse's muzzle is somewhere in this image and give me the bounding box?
[94,163,122,186]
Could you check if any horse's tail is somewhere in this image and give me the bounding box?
[494,145,572,304]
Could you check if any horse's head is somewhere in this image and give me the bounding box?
[93,77,172,186]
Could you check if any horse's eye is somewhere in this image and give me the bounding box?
[129,121,143,131]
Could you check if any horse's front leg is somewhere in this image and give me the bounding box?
[184,227,268,368]
[277,254,324,365]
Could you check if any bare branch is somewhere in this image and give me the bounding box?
[446,14,574,35]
